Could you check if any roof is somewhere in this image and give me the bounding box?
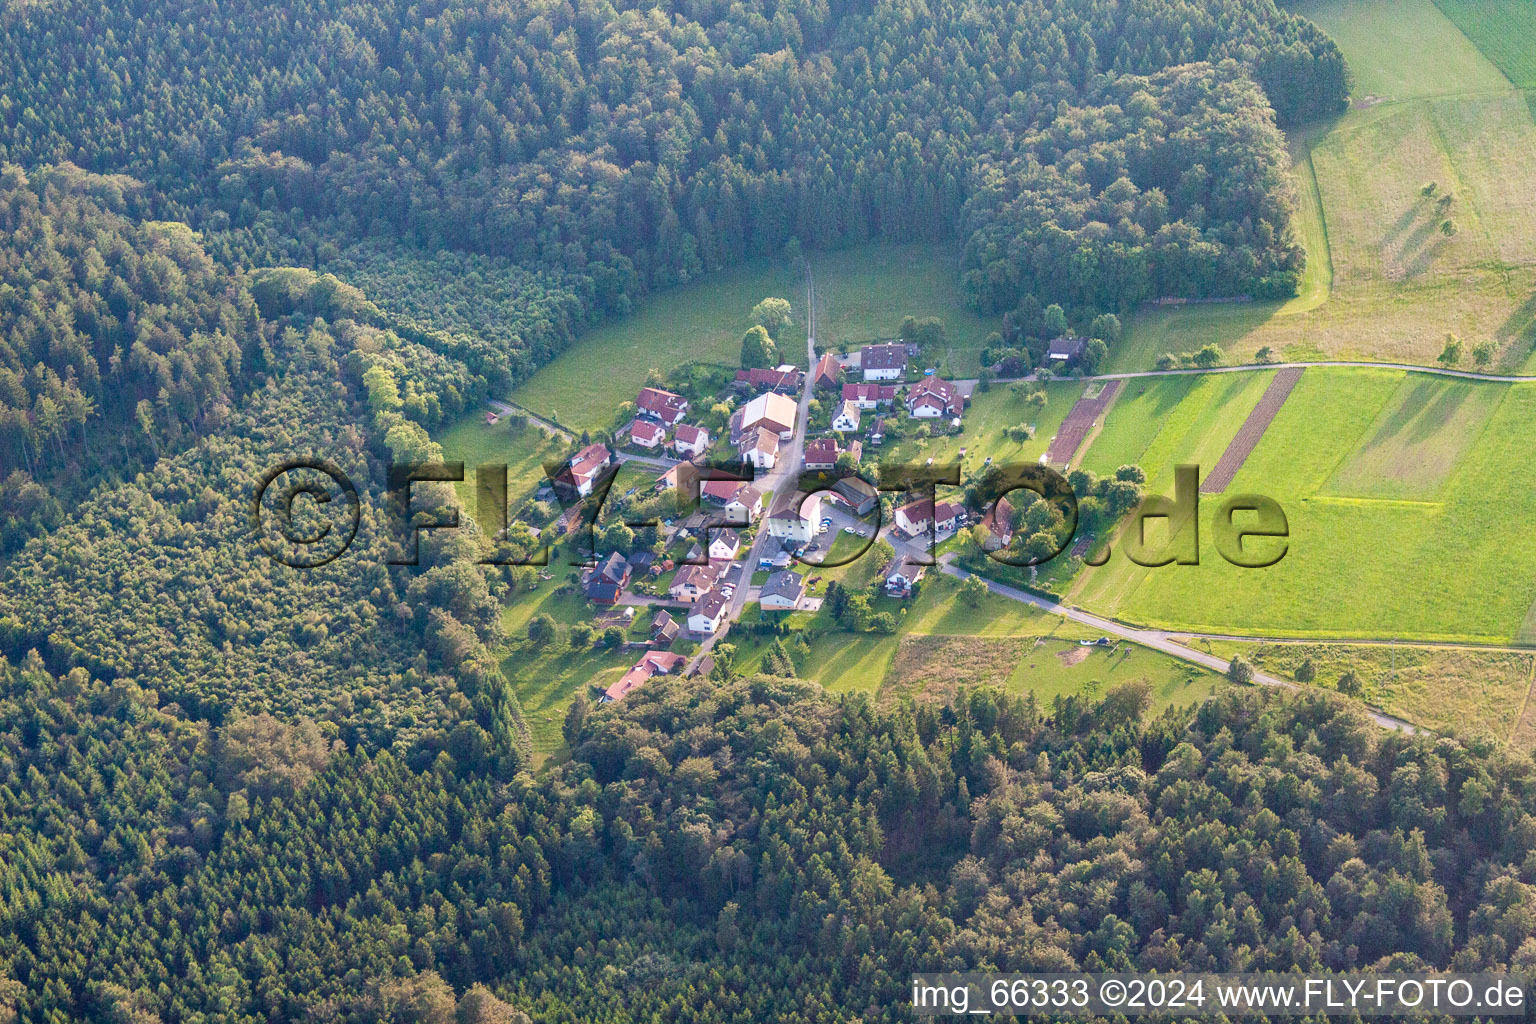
[741,391,797,433]
[832,476,877,505]
[842,382,898,402]
[711,531,741,554]
[701,478,747,502]
[834,400,861,423]
[982,497,1014,538]
[691,589,730,622]
[935,500,965,523]
[908,378,961,414]
[631,419,666,443]
[672,562,723,591]
[812,352,841,386]
[1047,335,1088,360]
[861,343,909,371]
[651,610,680,641]
[884,553,928,582]
[605,650,687,702]
[674,423,707,446]
[803,438,843,463]
[566,442,611,481]
[743,427,780,456]
[596,551,629,584]
[769,490,821,521]
[636,386,688,419]
[760,570,805,604]
[586,580,622,603]
[735,366,803,391]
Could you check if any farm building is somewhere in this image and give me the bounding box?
[740,391,798,438]
[811,353,842,391]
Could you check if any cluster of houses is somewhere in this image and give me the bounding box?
[627,386,711,458]
[812,343,966,455]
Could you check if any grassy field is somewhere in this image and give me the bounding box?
[1200,638,1536,748]
[1287,0,1507,99]
[1432,0,1536,87]
[733,572,1224,710]
[1070,367,1536,643]
[885,379,1083,469]
[510,257,799,429]
[806,244,1004,377]
[435,412,567,511]
[1112,0,1536,373]
[1320,375,1503,499]
[510,243,997,429]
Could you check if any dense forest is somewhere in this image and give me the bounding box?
[2,672,1535,1022]
[0,0,1345,372]
[0,0,1437,1019]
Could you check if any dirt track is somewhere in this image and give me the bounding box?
[1201,367,1304,493]
[1046,380,1122,466]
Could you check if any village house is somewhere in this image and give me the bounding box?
[803,437,861,471]
[981,496,1015,550]
[603,650,687,702]
[739,426,780,471]
[739,391,798,439]
[759,569,806,611]
[708,530,742,561]
[553,442,614,500]
[811,352,842,391]
[860,342,909,381]
[670,562,724,602]
[906,378,963,419]
[584,551,631,604]
[1046,335,1088,365]
[766,491,822,546]
[868,417,887,446]
[734,365,804,394]
[650,609,680,646]
[883,553,928,598]
[831,399,861,433]
[636,385,689,425]
[630,418,666,449]
[688,590,731,634]
[894,498,965,537]
[655,461,699,493]
[841,382,898,410]
[671,423,709,458]
[700,480,763,524]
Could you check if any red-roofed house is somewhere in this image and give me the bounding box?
[812,353,842,391]
[636,386,689,426]
[603,650,687,702]
[907,378,963,419]
[672,423,709,457]
[670,562,724,602]
[981,497,1015,550]
[803,437,861,471]
[894,498,965,537]
[842,382,899,410]
[734,366,804,394]
[554,443,614,499]
[630,418,667,449]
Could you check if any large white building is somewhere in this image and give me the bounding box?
[766,491,822,546]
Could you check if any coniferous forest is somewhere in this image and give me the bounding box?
[6,0,1536,1021]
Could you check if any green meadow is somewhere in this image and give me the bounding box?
[884,379,1083,471]
[1069,367,1536,643]
[435,412,568,510]
[511,242,1000,429]
[732,572,1224,709]
[1114,0,1536,372]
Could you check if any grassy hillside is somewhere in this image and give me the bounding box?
[511,243,999,429]
[1114,0,1536,372]
[1432,0,1536,87]
[1069,367,1536,644]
